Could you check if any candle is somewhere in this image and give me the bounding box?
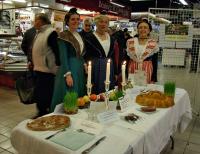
[106,59,111,83]
[122,61,126,83]
[87,61,92,85]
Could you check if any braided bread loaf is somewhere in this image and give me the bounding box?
[136,91,174,108]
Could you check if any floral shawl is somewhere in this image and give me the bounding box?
[126,37,159,62]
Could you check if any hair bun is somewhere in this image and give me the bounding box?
[100,10,107,15]
[69,8,77,14]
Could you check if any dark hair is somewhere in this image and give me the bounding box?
[65,8,80,26]
[100,10,107,15]
[35,13,51,24]
[137,18,152,32]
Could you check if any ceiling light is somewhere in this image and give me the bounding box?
[131,12,156,18]
[63,5,72,11]
[40,3,49,8]
[108,10,118,14]
[179,0,188,5]
[1,0,13,4]
[78,9,95,15]
[110,0,125,7]
[129,0,152,1]
[12,0,26,3]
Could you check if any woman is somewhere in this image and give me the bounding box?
[84,13,118,94]
[51,8,86,112]
[126,19,159,83]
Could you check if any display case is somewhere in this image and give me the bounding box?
[0,37,27,71]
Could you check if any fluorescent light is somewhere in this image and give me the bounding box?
[78,9,95,15]
[15,10,32,15]
[12,0,26,3]
[27,2,39,6]
[108,10,118,14]
[179,0,188,5]
[1,0,13,4]
[130,0,151,1]
[110,0,125,7]
[131,12,156,18]
[40,3,49,8]
[63,5,72,11]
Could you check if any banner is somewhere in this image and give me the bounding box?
[55,0,131,19]
[165,24,189,41]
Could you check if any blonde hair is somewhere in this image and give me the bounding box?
[94,14,109,25]
[83,17,93,25]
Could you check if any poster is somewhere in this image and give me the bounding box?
[165,24,189,41]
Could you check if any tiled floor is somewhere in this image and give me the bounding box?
[0,65,199,154]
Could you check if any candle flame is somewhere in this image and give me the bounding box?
[88,61,91,65]
[108,59,111,63]
[123,61,126,65]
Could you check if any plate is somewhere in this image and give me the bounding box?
[137,107,157,114]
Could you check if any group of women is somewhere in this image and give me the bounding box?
[50,8,159,111]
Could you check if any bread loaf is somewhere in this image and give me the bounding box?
[136,91,174,108]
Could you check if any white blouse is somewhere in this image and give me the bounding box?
[94,32,110,57]
[136,44,146,59]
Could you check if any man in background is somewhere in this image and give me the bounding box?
[21,26,36,69]
[32,13,60,118]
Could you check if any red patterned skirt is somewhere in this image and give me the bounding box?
[128,60,153,83]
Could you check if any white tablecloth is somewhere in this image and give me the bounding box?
[11,85,192,154]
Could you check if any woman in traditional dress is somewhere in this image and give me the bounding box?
[51,8,86,111]
[83,13,118,94]
[126,19,159,83]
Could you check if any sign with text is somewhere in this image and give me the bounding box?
[56,0,131,19]
[118,96,130,111]
[97,110,119,124]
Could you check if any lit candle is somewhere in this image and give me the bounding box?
[87,61,92,85]
[122,61,126,83]
[106,59,111,83]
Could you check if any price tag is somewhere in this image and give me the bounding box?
[97,110,119,124]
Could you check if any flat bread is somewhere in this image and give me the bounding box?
[27,115,70,131]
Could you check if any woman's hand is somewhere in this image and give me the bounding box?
[66,75,73,87]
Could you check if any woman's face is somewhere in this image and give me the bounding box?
[68,14,80,30]
[96,18,109,32]
[137,22,150,38]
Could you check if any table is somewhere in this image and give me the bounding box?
[11,85,192,154]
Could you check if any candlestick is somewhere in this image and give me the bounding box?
[106,59,111,83]
[87,61,92,86]
[86,84,92,96]
[122,61,126,84]
[121,82,126,93]
[104,81,110,110]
